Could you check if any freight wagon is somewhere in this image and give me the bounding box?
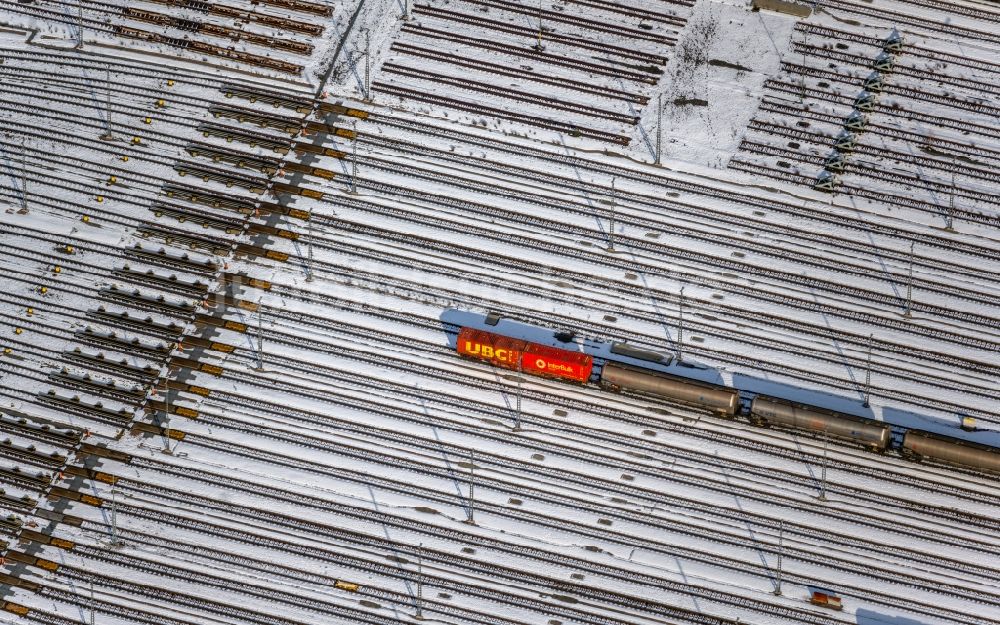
[455,327,593,384]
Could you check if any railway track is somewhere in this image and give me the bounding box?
[210,307,1000,508]
[411,4,669,64]
[214,341,1000,546]
[372,81,631,145]
[281,219,1000,418]
[752,101,1000,164]
[286,232,1000,421]
[781,59,999,117]
[820,0,1000,45]
[739,139,996,200]
[729,155,1000,228]
[794,22,1000,74]
[237,284,1000,482]
[763,78,999,144]
[358,130,999,281]
[789,43,1000,96]
[71,541,531,625]
[371,116,1000,257]
[389,41,649,103]
[98,430,1000,625]
[2,37,999,625]
[399,23,660,84]
[90,499,750,625]
[452,0,682,42]
[380,62,640,123]
[744,120,999,183]
[345,151,1000,327]
[310,189,999,390]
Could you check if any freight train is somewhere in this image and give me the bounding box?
[454,326,1000,473]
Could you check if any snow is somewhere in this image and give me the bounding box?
[1,0,999,624]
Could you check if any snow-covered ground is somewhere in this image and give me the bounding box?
[0,0,998,624]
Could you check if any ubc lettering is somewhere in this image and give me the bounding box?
[456,327,593,384]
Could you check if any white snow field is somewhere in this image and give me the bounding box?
[0,0,998,624]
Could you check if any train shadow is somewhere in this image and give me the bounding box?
[855,608,928,625]
[882,405,1000,447]
[730,371,1000,445]
[439,308,729,386]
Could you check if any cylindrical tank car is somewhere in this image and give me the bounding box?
[599,362,740,417]
[902,430,1000,472]
[750,396,891,452]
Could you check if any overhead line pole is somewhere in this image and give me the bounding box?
[677,286,685,362]
[655,93,663,166]
[77,2,84,49]
[20,139,26,210]
[466,451,476,525]
[101,67,114,141]
[773,520,783,596]
[364,30,371,101]
[350,122,358,194]
[514,351,523,431]
[162,378,172,455]
[863,333,873,407]
[256,303,264,370]
[534,0,544,51]
[607,178,616,251]
[305,216,314,282]
[946,168,955,231]
[818,429,828,501]
[903,241,914,317]
[415,543,424,619]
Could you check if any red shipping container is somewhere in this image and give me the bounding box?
[456,327,593,384]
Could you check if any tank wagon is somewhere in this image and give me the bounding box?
[750,396,891,452]
[902,430,1000,473]
[455,327,593,384]
[600,362,740,417]
[450,325,1000,474]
